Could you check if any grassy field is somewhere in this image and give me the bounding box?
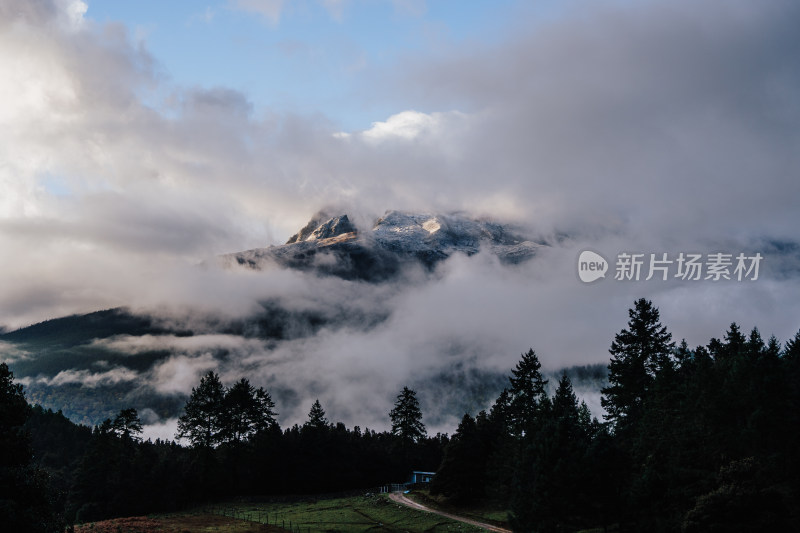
[404,490,511,528]
[208,493,486,532]
[73,511,280,532]
[75,494,487,533]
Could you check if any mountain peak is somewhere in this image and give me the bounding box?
[227,209,542,281]
[286,212,356,244]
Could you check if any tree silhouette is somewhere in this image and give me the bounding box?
[431,413,487,503]
[111,408,143,442]
[601,298,673,436]
[511,373,595,533]
[508,349,549,437]
[304,399,329,430]
[222,378,278,444]
[176,371,225,448]
[390,386,426,443]
[0,363,63,532]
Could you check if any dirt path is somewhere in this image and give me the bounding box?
[387,492,512,533]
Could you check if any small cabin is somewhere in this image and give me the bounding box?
[409,471,436,484]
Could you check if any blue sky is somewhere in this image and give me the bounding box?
[79,0,566,131]
[84,0,541,131]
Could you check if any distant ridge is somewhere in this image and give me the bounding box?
[223,210,543,281]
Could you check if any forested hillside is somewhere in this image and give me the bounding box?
[431,299,800,531]
[1,299,798,532]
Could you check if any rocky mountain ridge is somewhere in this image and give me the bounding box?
[223,210,542,281]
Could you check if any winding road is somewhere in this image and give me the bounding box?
[388,492,512,533]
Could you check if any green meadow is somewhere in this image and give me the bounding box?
[76,494,487,533]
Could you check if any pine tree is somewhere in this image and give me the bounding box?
[508,349,549,437]
[252,386,279,434]
[784,330,800,362]
[746,327,765,358]
[0,363,64,532]
[485,389,515,503]
[512,372,596,533]
[430,413,485,503]
[111,408,143,441]
[552,372,580,423]
[674,339,692,368]
[304,399,329,430]
[765,335,781,359]
[709,323,746,361]
[176,371,226,448]
[601,298,674,436]
[222,378,278,444]
[389,386,426,443]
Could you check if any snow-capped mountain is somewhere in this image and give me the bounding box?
[223,210,542,280]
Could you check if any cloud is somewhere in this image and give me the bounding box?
[56,0,87,31]
[35,367,140,388]
[2,0,800,436]
[91,334,269,355]
[74,243,800,436]
[378,0,800,241]
[355,110,466,143]
[0,342,31,364]
[149,353,220,395]
[142,417,180,442]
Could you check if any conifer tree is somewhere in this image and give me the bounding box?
[0,363,64,532]
[512,372,592,533]
[176,371,225,448]
[601,298,674,436]
[485,389,515,503]
[111,408,143,441]
[552,372,580,422]
[223,378,277,444]
[304,399,329,430]
[390,386,426,443]
[508,349,549,437]
[784,330,800,362]
[430,413,486,502]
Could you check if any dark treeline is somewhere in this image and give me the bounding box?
[2,297,800,532]
[2,368,445,531]
[431,298,800,532]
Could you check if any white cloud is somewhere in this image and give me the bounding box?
[1,0,800,434]
[142,417,180,443]
[149,353,220,395]
[39,367,140,388]
[57,0,87,31]
[91,334,270,356]
[0,341,31,364]
[358,110,458,142]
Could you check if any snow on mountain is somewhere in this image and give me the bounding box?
[222,210,542,280]
[286,213,356,243]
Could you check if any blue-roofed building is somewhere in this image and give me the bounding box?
[409,471,436,484]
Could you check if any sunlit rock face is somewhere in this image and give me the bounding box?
[223,210,543,281]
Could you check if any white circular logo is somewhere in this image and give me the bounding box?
[577,250,608,283]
